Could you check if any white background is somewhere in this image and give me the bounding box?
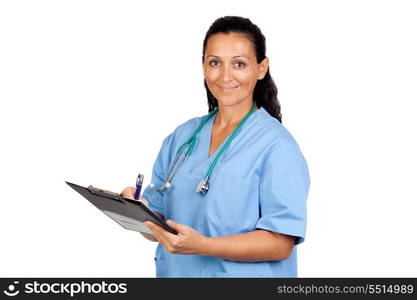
[1,0,416,277]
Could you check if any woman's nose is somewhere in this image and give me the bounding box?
[220,65,234,82]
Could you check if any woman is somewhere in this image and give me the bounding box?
[122,16,310,277]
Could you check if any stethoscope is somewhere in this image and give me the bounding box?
[150,102,257,195]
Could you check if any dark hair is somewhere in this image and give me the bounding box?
[202,16,282,123]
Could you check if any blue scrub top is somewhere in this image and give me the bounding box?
[142,106,310,278]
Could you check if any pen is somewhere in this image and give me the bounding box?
[134,173,144,200]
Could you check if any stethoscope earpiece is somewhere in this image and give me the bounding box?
[150,182,172,193]
[149,183,157,190]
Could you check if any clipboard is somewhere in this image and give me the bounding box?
[65,181,177,235]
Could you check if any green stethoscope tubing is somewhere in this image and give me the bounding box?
[160,101,257,194]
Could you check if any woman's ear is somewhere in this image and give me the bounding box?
[257,57,269,80]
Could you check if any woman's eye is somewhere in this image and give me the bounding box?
[208,60,245,68]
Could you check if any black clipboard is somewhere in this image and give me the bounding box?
[65,181,177,235]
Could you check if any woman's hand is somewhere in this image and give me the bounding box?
[120,186,163,217]
[120,186,148,205]
[145,220,209,255]
[120,186,158,242]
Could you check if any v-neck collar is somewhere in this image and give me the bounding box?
[209,106,264,158]
[189,106,263,176]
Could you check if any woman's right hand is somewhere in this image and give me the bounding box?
[120,186,158,242]
[120,186,149,206]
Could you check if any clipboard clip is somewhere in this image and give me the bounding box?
[87,185,120,198]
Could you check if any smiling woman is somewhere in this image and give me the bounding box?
[202,16,282,123]
[121,16,310,278]
[203,33,268,110]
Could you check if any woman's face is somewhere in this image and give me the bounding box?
[203,32,269,107]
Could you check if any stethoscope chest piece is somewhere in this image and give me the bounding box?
[160,182,172,192]
[196,176,209,195]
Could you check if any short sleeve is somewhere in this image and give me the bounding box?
[255,141,310,245]
[141,133,175,216]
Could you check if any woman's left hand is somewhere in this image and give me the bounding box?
[144,219,209,255]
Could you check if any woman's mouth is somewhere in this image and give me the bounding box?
[221,85,239,92]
